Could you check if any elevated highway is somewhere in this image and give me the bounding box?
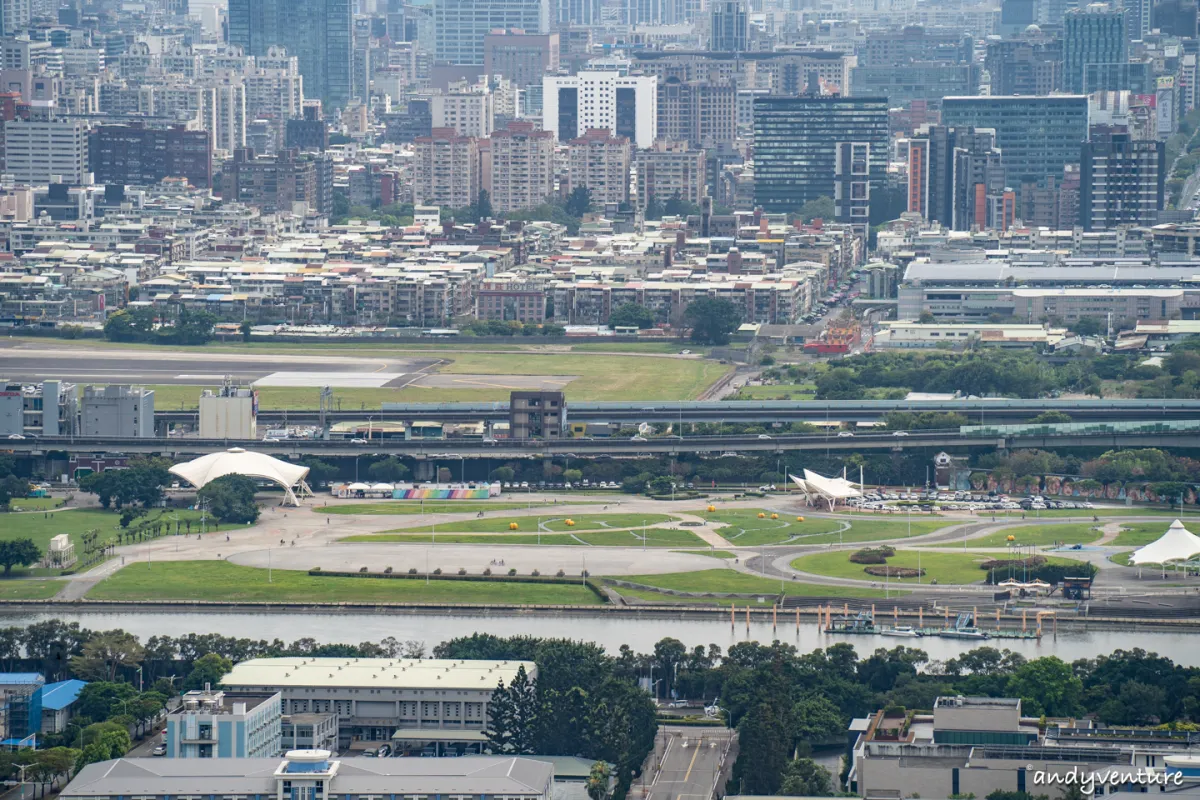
[9,426,1200,459]
[155,399,1200,427]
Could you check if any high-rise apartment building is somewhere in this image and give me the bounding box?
[635,140,706,209]
[710,0,747,51]
[226,0,351,108]
[1063,3,1127,93]
[908,125,1006,231]
[543,71,658,147]
[1,0,31,36]
[489,122,554,213]
[483,30,559,89]
[90,124,213,188]
[752,96,889,223]
[657,77,736,149]
[220,147,332,214]
[4,105,89,185]
[433,0,549,66]
[567,128,631,205]
[942,96,1089,188]
[413,127,480,209]
[1080,128,1164,230]
[432,86,494,138]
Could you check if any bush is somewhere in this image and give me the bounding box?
[458,568,467,575]
[384,566,393,574]
[850,546,896,564]
[556,569,565,577]
[484,568,492,576]
[312,567,321,572]
[359,566,368,573]
[508,568,517,576]
[581,570,590,577]
[531,569,540,577]
[433,567,442,575]
[408,567,418,575]
[864,566,924,578]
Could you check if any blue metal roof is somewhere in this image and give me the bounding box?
[0,673,44,686]
[39,679,86,711]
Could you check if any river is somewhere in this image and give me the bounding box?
[5,609,1200,663]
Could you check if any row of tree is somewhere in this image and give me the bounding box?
[103,306,216,345]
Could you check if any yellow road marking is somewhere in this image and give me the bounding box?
[683,741,701,782]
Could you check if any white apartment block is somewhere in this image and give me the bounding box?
[4,110,89,184]
[1,0,31,37]
[543,71,658,147]
[432,88,494,138]
[205,81,247,153]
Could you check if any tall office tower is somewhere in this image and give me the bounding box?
[567,128,631,205]
[752,96,889,224]
[984,36,1064,95]
[543,71,658,148]
[227,0,352,108]
[413,127,479,208]
[433,0,549,66]
[556,0,601,25]
[908,125,1006,231]
[483,30,559,88]
[942,96,1089,189]
[489,121,554,213]
[1124,0,1152,40]
[1063,3,1127,93]
[1153,0,1198,37]
[709,0,747,51]
[1080,128,1164,230]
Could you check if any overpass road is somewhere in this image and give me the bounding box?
[7,427,1200,458]
[644,727,735,800]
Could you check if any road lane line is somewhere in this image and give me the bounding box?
[683,739,701,782]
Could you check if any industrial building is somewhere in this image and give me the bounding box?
[62,753,555,800]
[81,385,155,438]
[0,673,43,746]
[165,687,282,759]
[0,380,76,437]
[220,657,536,753]
[199,384,258,439]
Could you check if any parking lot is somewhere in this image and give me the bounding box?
[849,490,1098,514]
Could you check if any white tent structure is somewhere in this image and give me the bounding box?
[1129,519,1200,565]
[790,469,863,510]
[170,447,313,506]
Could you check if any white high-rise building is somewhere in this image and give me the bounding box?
[4,104,89,184]
[432,85,494,138]
[543,71,657,148]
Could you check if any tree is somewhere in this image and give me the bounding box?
[684,297,741,345]
[586,760,612,800]
[0,475,30,508]
[735,701,793,794]
[1071,316,1103,336]
[239,320,253,341]
[196,474,259,524]
[779,757,835,796]
[795,196,834,223]
[664,191,700,218]
[1030,411,1072,424]
[77,681,138,722]
[299,458,339,487]
[70,631,145,682]
[490,466,515,482]
[563,469,583,483]
[565,186,592,218]
[0,538,40,575]
[608,303,656,331]
[184,652,233,691]
[918,310,936,324]
[644,194,665,220]
[476,190,493,220]
[103,307,157,343]
[367,457,410,483]
[1006,657,1082,717]
[792,695,844,744]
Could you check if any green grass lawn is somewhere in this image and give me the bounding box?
[318,501,560,516]
[148,352,728,409]
[343,528,705,547]
[702,509,952,546]
[9,497,65,511]
[86,561,603,604]
[971,523,1106,548]
[1110,521,1176,546]
[790,549,1090,586]
[0,578,62,599]
[733,383,817,400]
[611,569,899,598]
[1111,552,1134,566]
[388,513,679,534]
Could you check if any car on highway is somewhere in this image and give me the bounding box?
[350,438,368,444]
[6,434,24,440]
[757,433,773,439]
[837,431,854,438]
[892,431,910,437]
[152,744,166,757]
[631,435,648,441]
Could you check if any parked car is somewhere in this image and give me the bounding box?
[152,744,166,757]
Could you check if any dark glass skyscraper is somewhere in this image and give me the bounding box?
[752,96,889,223]
[227,0,352,109]
[1063,3,1127,93]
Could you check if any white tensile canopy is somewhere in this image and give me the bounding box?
[1130,519,1200,565]
[790,469,863,510]
[170,447,313,506]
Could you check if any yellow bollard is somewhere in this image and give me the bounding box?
[757,512,766,519]
[707,505,716,513]
[771,513,779,519]
[796,516,805,521]
[509,522,519,530]
[565,519,575,527]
